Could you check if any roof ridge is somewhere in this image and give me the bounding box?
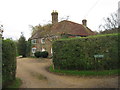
[60,20,82,25]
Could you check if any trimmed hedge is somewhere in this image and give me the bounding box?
[2,39,16,87]
[52,33,119,70]
[34,51,48,58]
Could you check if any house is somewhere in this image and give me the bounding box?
[30,11,95,56]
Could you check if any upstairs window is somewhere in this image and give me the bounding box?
[31,39,37,44]
[41,38,45,44]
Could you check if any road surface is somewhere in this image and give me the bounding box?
[16,58,119,88]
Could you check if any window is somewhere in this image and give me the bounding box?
[41,38,45,44]
[31,39,37,44]
[32,47,36,53]
[42,47,45,52]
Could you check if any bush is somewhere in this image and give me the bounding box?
[34,51,48,58]
[52,33,119,71]
[34,51,41,58]
[41,51,49,58]
[2,39,16,87]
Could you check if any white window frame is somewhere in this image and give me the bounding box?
[32,47,36,53]
[31,39,37,44]
[41,38,45,44]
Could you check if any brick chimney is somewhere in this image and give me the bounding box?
[51,10,58,24]
[82,19,87,27]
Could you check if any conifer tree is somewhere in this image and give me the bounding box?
[17,33,27,57]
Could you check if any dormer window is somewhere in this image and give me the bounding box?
[31,39,37,44]
[41,38,45,44]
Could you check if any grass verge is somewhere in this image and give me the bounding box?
[7,78,22,88]
[49,65,120,76]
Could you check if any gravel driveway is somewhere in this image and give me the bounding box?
[16,58,119,88]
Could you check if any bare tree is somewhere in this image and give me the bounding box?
[99,12,118,31]
[30,23,54,40]
[29,24,42,35]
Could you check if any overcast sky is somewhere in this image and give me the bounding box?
[0,0,119,40]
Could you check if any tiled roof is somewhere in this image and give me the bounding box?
[30,30,44,39]
[50,20,95,36]
[31,20,95,39]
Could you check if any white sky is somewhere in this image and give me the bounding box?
[0,0,119,40]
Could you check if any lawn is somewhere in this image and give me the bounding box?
[49,65,120,76]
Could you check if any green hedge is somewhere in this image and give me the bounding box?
[52,33,119,70]
[2,39,16,87]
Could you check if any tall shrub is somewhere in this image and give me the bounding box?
[2,39,16,87]
[17,34,27,57]
[53,33,119,70]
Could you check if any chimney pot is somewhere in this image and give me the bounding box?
[82,19,87,27]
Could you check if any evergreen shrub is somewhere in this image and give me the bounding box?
[34,51,41,58]
[41,51,49,58]
[34,51,48,58]
[2,39,16,87]
[52,33,119,70]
